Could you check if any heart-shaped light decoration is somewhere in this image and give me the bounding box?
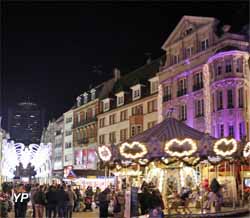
[213,138,238,157]
[120,142,147,159]
[98,146,112,162]
[164,138,197,158]
[243,142,250,158]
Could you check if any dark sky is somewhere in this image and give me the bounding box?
[2,1,249,128]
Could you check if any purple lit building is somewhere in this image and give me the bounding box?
[158,16,250,141]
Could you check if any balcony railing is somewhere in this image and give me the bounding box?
[163,95,172,102]
[177,89,187,97]
[77,138,89,145]
[192,83,203,91]
[73,117,97,128]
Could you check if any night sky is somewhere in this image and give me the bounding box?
[2,1,249,128]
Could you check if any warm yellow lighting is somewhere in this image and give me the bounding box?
[164,138,197,157]
[243,142,250,158]
[120,141,148,159]
[98,146,112,162]
[138,159,149,165]
[208,156,222,164]
[213,138,237,157]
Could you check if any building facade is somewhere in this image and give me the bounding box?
[8,101,45,145]
[63,109,74,167]
[72,69,120,175]
[158,16,250,140]
[97,59,162,147]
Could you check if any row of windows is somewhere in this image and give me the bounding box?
[65,142,72,149]
[77,91,96,107]
[178,99,204,121]
[217,122,245,139]
[99,100,157,128]
[75,108,96,123]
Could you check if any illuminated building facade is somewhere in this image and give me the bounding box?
[158,16,250,140]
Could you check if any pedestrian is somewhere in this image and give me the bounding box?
[98,188,111,218]
[139,187,151,215]
[0,183,12,218]
[45,186,58,218]
[73,188,81,212]
[66,185,76,218]
[113,192,125,218]
[148,189,164,218]
[30,184,39,218]
[94,187,101,209]
[34,185,47,218]
[56,186,69,218]
[84,186,94,212]
[14,184,29,218]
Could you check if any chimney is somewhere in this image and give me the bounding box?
[113,68,121,81]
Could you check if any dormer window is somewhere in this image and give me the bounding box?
[201,38,209,51]
[131,84,143,101]
[185,27,193,35]
[90,89,96,101]
[173,55,179,64]
[103,98,110,112]
[115,91,125,107]
[186,47,193,58]
[148,77,159,94]
[76,96,81,107]
[83,92,88,104]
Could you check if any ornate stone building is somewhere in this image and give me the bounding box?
[158,16,250,140]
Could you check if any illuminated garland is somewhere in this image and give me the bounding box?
[213,138,238,157]
[119,142,148,159]
[98,146,112,162]
[138,158,149,166]
[208,156,222,165]
[243,142,250,158]
[164,138,197,157]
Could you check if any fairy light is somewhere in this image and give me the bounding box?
[164,138,197,157]
[120,142,148,159]
[98,146,112,162]
[138,159,149,165]
[208,156,222,164]
[213,138,238,157]
[243,142,250,158]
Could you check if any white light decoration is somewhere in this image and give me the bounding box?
[164,138,197,158]
[120,141,148,159]
[243,142,250,158]
[138,159,149,166]
[98,146,112,162]
[213,138,238,157]
[1,139,52,179]
[208,156,222,164]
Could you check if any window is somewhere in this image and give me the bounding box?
[87,108,93,120]
[103,102,110,112]
[173,55,179,64]
[99,135,105,144]
[132,105,143,115]
[117,96,124,106]
[201,39,209,51]
[216,64,222,76]
[66,117,72,123]
[163,85,172,102]
[195,99,204,117]
[227,89,234,108]
[99,118,105,128]
[177,78,187,97]
[236,59,242,73]
[148,121,157,129]
[65,130,72,136]
[238,88,244,108]
[185,27,193,35]
[109,132,116,144]
[131,125,142,137]
[179,104,187,121]
[212,93,215,112]
[239,122,245,140]
[147,100,157,113]
[120,129,128,142]
[65,142,72,149]
[133,89,141,100]
[217,91,223,110]
[77,113,81,123]
[220,124,224,138]
[225,60,232,73]
[151,81,159,94]
[186,47,193,58]
[228,125,234,137]
[109,114,116,125]
[120,110,128,121]
[193,72,203,91]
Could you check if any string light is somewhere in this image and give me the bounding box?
[208,156,222,164]
[119,142,148,159]
[213,138,237,157]
[98,146,112,162]
[164,138,197,157]
[243,142,250,158]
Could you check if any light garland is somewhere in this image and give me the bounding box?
[213,138,238,157]
[208,156,222,164]
[243,142,250,158]
[98,146,112,162]
[120,141,148,159]
[164,138,197,157]
[138,159,149,166]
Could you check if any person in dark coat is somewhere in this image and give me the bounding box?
[139,187,151,215]
[33,185,47,218]
[148,189,164,218]
[46,186,58,218]
[98,188,111,218]
[56,186,69,218]
[14,184,29,218]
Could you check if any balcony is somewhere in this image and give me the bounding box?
[77,138,89,145]
[163,95,172,102]
[73,117,97,128]
[192,83,203,92]
[177,89,187,97]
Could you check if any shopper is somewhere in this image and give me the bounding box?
[98,188,111,218]
[34,185,47,218]
[14,184,29,218]
[113,192,125,218]
[139,187,151,215]
[66,185,76,218]
[94,187,101,208]
[73,188,81,212]
[0,183,12,218]
[30,184,39,218]
[45,186,58,218]
[84,186,94,212]
[56,186,69,218]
